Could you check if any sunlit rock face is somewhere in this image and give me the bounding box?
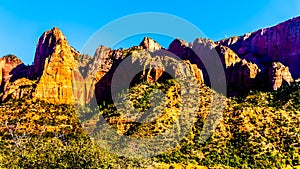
[267,62,294,91]
[33,27,79,104]
[140,37,163,52]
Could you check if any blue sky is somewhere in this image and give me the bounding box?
[0,0,299,64]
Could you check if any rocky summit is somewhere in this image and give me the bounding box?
[0,16,300,104]
[33,27,80,104]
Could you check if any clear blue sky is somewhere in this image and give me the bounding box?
[0,0,299,64]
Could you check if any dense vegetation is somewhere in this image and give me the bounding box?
[0,80,299,168]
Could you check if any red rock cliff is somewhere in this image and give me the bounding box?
[218,16,300,79]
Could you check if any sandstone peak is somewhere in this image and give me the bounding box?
[32,27,78,104]
[33,27,75,77]
[191,38,217,49]
[1,54,23,64]
[0,54,25,91]
[168,38,189,50]
[139,37,162,52]
[268,62,294,90]
[46,27,67,42]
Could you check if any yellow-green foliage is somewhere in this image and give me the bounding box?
[0,81,299,168]
[156,82,300,169]
[0,99,82,138]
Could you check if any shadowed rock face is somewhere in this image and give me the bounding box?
[0,55,24,89]
[1,16,299,103]
[168,38,259,96]
[74,46,114,105]
[218,16,300,79]
[0,55,35,101]
[94,49,204,104]
[168,31,296,96]
[0,55,34,101]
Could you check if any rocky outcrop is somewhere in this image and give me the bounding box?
[140,37,162,52]
[226,59,261,95]
[168,38,209,85]
[219,16,300,79]
[215,45,241,68]
[169,38,246,95]
[95,49,204,103]
[74,46,125,105]
[169,38,241,73]
[267,62,294,90]
[33,27,79,77]
[185,62,204,84]
[168,33,296,96]
[33,27,79,104]
[1,78,36,102]
[0,55,26,92]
